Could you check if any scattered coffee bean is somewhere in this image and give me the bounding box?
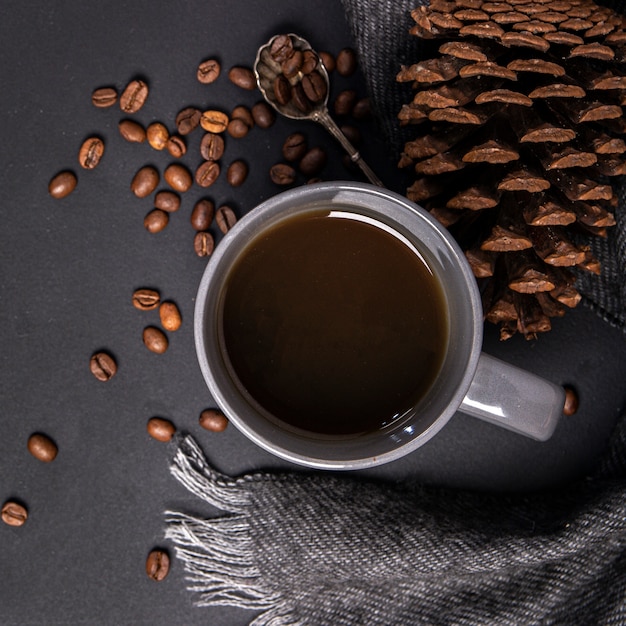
[199,409,228,432]
[193,231,215,257]
[1,501,27,527]
[90,351,117,381]
[144,209,169,233]
[336,48,358,76]
[341,125,361,145]
[143,326,168,354]
[334,89,357,116]
[282,133,307,162]
[195,160,220,188]
[164,163,192,193]
[132,288,160,311]
[197,58,221,84]
[191,198,215,231]
[166,135,186,159]
[270,163,296,185]
[302,71,327,103]
[200,110,229,134]
[226,160,248,187]
[199,133,225,161]
[216,206,237,234]
[146,549,170,581]
[147,417,176,442]
[159,301,182,332]
[251,101,275,129]
[352,97,371,120]
[27,433,58,463]
[319,51,335,73]
[563,386,579,416]
[131,166,159,198]
[175,107,201,135]
[146,122,169,151]
[78,137,105,170]
[228,66,256,90]
[48,171,77,199]
[154,190,181,213]
[299,146,328,176]
[273,75,291,106]
[227,118,251,139]
[301,50,319,74]
[282,50,303,78]
[270,34,294,63]
[119,119,146,143]
[91,86,118,108]
[119,79,149,113]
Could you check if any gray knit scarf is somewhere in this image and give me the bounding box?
[165,2,626,624]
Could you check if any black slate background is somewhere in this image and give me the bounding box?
[1,1,625,624]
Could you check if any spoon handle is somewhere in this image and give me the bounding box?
[313,109,384,187]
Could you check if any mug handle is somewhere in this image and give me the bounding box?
[459,353,565,441]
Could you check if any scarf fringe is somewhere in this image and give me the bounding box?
[166,436,304,626]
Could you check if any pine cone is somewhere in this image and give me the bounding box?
[397,0,625,339]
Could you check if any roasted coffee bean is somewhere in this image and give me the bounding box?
[190,199,215,231]
[270,34,294,63]
[1,501,27,527]
[119,79,149,113]
[197,58,221,84]
[563,386,579,416]
[301,50,319,74]
[119,119,146,143]
[175,107,201,135]
[302,71,327,103]
[146,549,170,581]
[195,160,220,188]
[216,206,237,234]
[193,231,215,257]
[226,160,248,187]
[91,86,118,108]
[48,171,77,199]
[251,101,275,129]
[147,417,176,442]
[143,326,168,354]
[199,133,225,161]
[228,66,256,90]
[132,288,160,311]
[27,433,58,463]
[131,166,159,198]
[336,48,357,76]
[164,163,192,193]
[78,137,104,169]
[200,110,229,134]
[282,133,307,161]
[199,408,229,432]
[352,97,371,120]
[90,351,117,381]
[231,105,254,127]
[341,125,361,145]
[291,83,312,113]
[334,89,357,116]
[144,209,169,233]
[319,51,335,73]
[227,118,251,139]
[299,146,328,176]
[282,50,303,78]
[159,301,182,332]
[270,163,296,185]
[166,135,186,158]
[272,75,291,106]
[146,122,169,151]
[154,190,181,213]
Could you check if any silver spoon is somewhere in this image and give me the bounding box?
[254,33,384,187]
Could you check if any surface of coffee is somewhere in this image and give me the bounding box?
[220,210,448,436]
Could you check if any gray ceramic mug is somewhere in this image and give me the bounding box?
[194,182,565,470]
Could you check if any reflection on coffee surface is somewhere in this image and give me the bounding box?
[220,210,448,436]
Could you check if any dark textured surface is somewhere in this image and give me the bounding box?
[1,2,625,625]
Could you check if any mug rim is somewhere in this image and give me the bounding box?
[194,181,483,469]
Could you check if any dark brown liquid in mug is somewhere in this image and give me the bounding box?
[220,210,448,436]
